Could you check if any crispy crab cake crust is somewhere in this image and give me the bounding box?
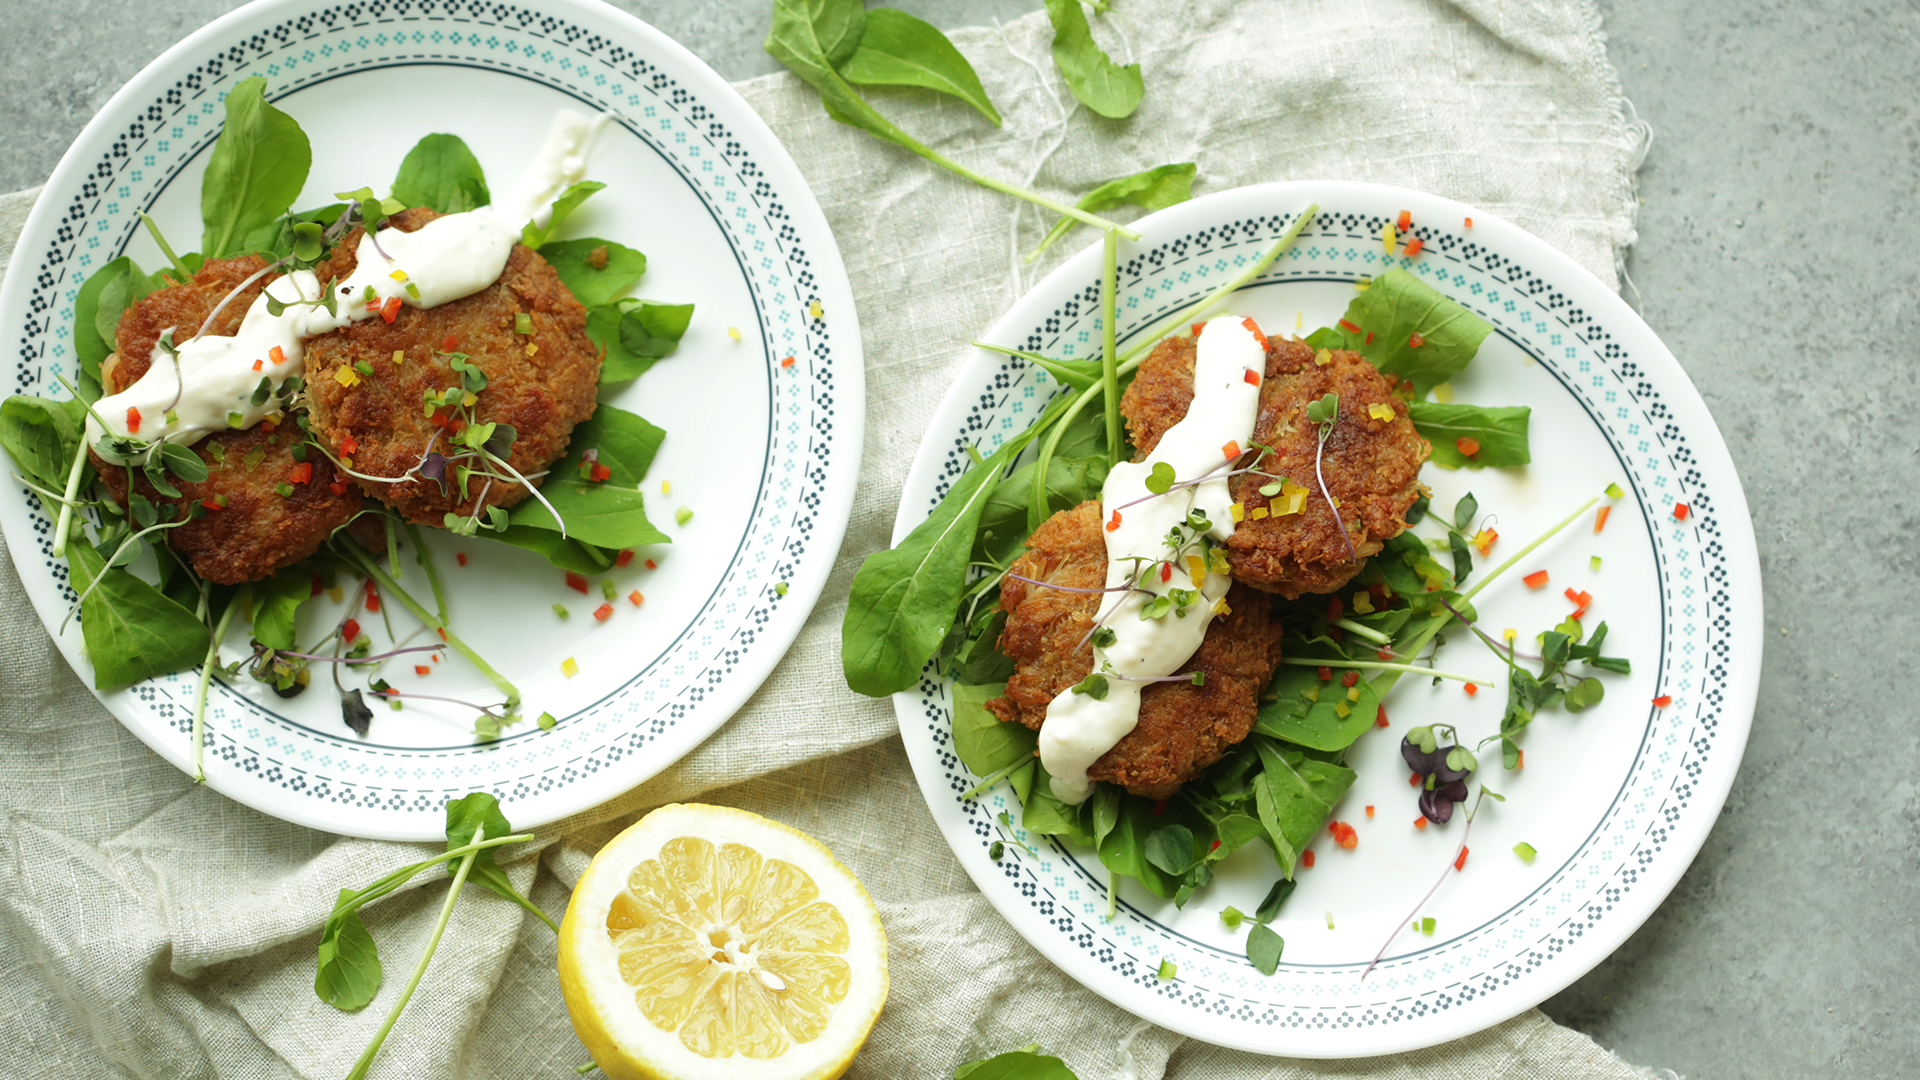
[1122,333,1429,599]
[984,500,1286,801]
[302,207,602,527]
[92,255,362,585]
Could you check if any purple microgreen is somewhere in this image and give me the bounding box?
[341,688,374,736]
[194,255,293,340]
[1361,786,1498,981]
[1307,394,1359,565]
[1004,571,1137,595]
[270,644,444,665]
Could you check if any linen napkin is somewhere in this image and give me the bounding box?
[0,0,1656,1076]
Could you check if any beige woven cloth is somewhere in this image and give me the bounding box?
[0,1,1658,1076]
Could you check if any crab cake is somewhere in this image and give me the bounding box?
[1123,333,1428,599]
[302,207,601,527]
[985,500,1286,801]
[92,256,362,585]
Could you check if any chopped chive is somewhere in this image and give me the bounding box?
[774,581,789,596]
[164,409,179,426]
[1418,916,1437,935]
[1157,958,1177,980]
[1325,910,1335,930]
[1513,842,1537,864]
[227,410,245,428]
[600,577,616,601]
[674,506,693,526]
[1590,555,1602,571]
[243,447,266,469]
[1220,906,1245,929]
[405,282,421,301]
[355,360,375,376]
[552,603,570,619]
[537,711,557,730]
[273,482,295,497]
[1605,482,1624,499]
[208,443,225,463]
[514,312,533,335]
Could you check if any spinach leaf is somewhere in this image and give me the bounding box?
[1096,794,1178,899]
[0,394,87,493]
[1020,759,1095,846]
[954,1050,1079,1080]
[251,566,313,651]
[491,527,618,574]
[314,893,382,1010]
[1252,665,1381,751]
[1143,823,1198,876]
[96,258,157,358]
[538,238,646,308]
[1250,737,1354,877]
[73,256,148,384]
[1044,0,1144,119]
[972,453,1108,567]
[1246,922,1285,975]
[201,76,313,259]
[589,300,695,384]
[944,601,1013,685]
[1254,877,1296,923]
[445,792,556,930]
[66,540,211,691]
[951,680,1034,777]
[390,134,491,213]
[1312,269,1493,397]
[1033,162,1195,257]
[839,8,1002,126]
[1412,401,1532,468]
[505,406,668,550]
[237,203,346,261]
[766,0,931,152]
[521,181,605,248]
[842,433,1039,697]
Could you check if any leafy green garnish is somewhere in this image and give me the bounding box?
[502,405,668,552]
[390,133,491,213]
[522,180,606,248]
[250,567,313,652]
[0,394,87,494]
[951,680,1034,777]
[954,1048,1079,1080]
[839,8,1001,126]
[540,238,647,308]
[66,539,211,691]
[1246,922,1285,975]
[200,76,313,259]
[1044,0,1143,119]
[1306,268,1493,397]
[1030,162,1195,259]
[588,299,695,383]
[1411,401,1533,468]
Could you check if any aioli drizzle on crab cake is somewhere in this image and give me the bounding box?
[987,318,1430,803]
[84,111,610,583]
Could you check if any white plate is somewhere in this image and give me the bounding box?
[0,0,862,841]
[892,181,1760,1055]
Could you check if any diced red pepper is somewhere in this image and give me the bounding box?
[1243,368,1261,386]
[1464,682,1479,697]
[1327,595,1343,622]
[1338,318,1362,335]
[1106,510,1122,532]
[443,335,460,351]
[1455,435,1479,457]
[1210,839,1222,851]
[1365,331,1375,345]
[1318,666,1334,682]
[615,549,635,568]
[436,628,447,641]
[456,552,468,567]
[1151,800,1168,817]
[329,479,349,495]
[1159,561,1173,583]
[1221,439,1241,461]
[1410,771,1421,786]
[1366,805,1375,818]
[1595,506,1612,533]
[269,346,286,365]
[1341,670,1359,688]
[1397,210,1412,230]
[1191,322,1206,337]
[200,497,223,511]
[252,359,264,372]
[289,461,313,484]
[594,603,613,622]
[1404,236,1425,258]
[1652,694,1672,707]
[126,407,141,434]
[1241,317,1267,347]
[1517,748,1525,769]
[1414,817,1428,830]
[1376,705,1389,727]
[781,355,795,368]
[1454,846,1470,871]
[380,296,402,323]
[260,420,277,434]
[1409,331,1426,348]
[590,463,612,482]
[628,590,644,606]
[415,665,431,676]
[1377,648,1394,661]
[1673,502,1690,521]
[1464,216,1474,228]
[1303,850,1316,868]
[343,618,361,643]
[565,572,589,594]
[339,434,359,455]
[1524,570,1550,589]
[644,558,657,570]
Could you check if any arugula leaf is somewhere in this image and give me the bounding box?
[201,76,313,259]
[1143,823,1198,876]
[66,540,211,691]
[538,238,646,308]
[251,566,313,651]
[839,8,1002,126]
[951,681,1035,777]
[0,394,87,493]
[1096,794,1178,899]
[1246,922,1285,975]
[1020,759,1096,845]
[1252,665,1381,752]
[594,301,696,383]
[521,181,605,248]
[955,1050,1079,1080]
[1412,401,1532,468]
[391,133,491,214]
[1312,269,1493,397]
[1033,162,1194,257]
[1250,737,1354,877]
[73,256,149,385]
[505,406,667,551]
[491,526,618,574]
[1044,0,1144,120]
[445,792,556,930]
[314,893,382,1009]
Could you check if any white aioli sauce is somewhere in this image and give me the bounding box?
[1039,316,1266,804]
[86,110,608,448]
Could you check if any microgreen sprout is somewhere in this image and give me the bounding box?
[1306,392,1358,565]
[1361,785,1503,981]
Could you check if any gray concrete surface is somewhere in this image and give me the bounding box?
[2,1,1914,1077]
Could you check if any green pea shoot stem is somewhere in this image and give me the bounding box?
[1280,656,1492,686]
[140,213,196,284]
[1101,228,1122,469]
[1461,496,1601,604]
[340,545,520,708]
[190,592,240,783]
[406,523,450,624]
[50,438,88,559]
[344,824,485,1080]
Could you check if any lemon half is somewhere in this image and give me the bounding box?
[559,804,888,1080]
